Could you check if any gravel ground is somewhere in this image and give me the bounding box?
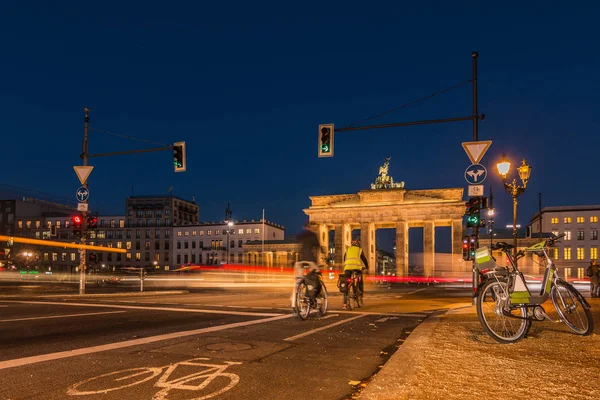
[360,299,600,400]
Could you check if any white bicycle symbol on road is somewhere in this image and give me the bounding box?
[67,357,242,400]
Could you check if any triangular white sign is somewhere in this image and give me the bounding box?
[74,166,94,185]
[462,141,492,164]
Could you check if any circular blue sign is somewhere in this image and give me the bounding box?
[464,164,487,184]
[76,186,89,202]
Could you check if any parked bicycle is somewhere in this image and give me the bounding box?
[338,270,363,310]
[474,233,593,344]
[294,263,328,320]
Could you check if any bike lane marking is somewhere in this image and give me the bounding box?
[283,315,365,341]
[4,300,282,317]
[0,310,126,323]
[0,313,293,371]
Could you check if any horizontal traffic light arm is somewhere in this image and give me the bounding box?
[334,115,478,132]
[0,235,127,253]
[87,146,173,158]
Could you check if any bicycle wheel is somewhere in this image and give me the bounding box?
[295,281,311,320]
[350,283,361,309]
[550,280,593,335]
[476,279,530,344]
[318,283,328,316]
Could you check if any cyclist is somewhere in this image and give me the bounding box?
[342,239,369,309]
[291,222,325,309]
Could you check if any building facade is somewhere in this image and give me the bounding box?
[528,205,600,279]
[173,220,285,267]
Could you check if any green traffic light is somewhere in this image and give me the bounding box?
[321,144,330,152]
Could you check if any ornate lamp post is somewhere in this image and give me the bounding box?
[226,221,234,264]
[496,154,532,266]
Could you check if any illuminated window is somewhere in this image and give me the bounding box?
[135,252,141,261]
[177,231,182,237]
[70,253,76,261]
[238,229,244,235]
[117,242,122,249]
[591,247,598,260]
[577,247,585,260]
[207,230,212,236]
[246,229,251,234]
[564,267,571,279]
[552,230,559,237]
[126,253,132,260]
[552,248,559,260]
[551,218,558,224]
[254,228,260,234]
[592,231,598,240]
[184,231,189,236]
[110,219,115,228]
[35,221,41,228]
[215,230,220,235]
[591,216,598,223]
[577,268,585,279]
[577,216,585,223]
[192,231,197,236]
[126,242,131,250]
[199,231,205,236]
[564,217,572,224]
[577,231,585,240]
[18,221,23,228]
[119,219,125,228]
[52,253,58,261]
[564,231,571,240]
[564,247,572,260]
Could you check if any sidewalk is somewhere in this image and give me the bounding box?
[360,298,600,400]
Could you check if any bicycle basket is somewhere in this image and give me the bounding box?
[474,246,496,272]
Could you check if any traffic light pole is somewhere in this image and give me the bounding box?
[79,107,90,295]
[471,52,480,305]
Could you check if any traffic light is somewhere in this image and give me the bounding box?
[71,215,84,236]
[173,141,186,172]
[462,236,470,261]
[87,216,98,230]
[465,197,482,228]
[469,235,478,259]
[318,124,334,157]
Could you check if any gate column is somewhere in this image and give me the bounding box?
[360,223,376,275]
[318,224,329,265]
[334,224,351,267]
[395,221,409,277]
[423,221,435,277]
[451,219,463,273]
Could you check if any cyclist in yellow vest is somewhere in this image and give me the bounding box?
[342,239,369,308]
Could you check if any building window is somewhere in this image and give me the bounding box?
[145,242,150,250]
[564,247,572,260]
[592,231,599,240]
[564,267,571,279]
[238,239,243,248]
[177,255,181,264]
[119,219,125,228]
[184,241,189,249]
[155,241,160,250]
[155,230,161,239]
[199,231,205,236]
[35,220,41,228]
[191,254,196,263]
[135,252,141,261]
[591,216,598,223]
[207,230,212,236]
[136,230,140,239]
[18,220,23,228]
[135,241,140,250]
[215,230,220,235]
[177,241,181,249]
[230,240,235,248]
[70,253,76,261]
[192,230,197,236]
[564,231,571,240]
[564,217,572,224]
[192,241,196,249]
[577,231,585,240]
[164,241,170,250]
[145,252,150,262]
[109,219,115,228]
[164,252,169,262]
[145,230,150,239]
[165,230,170,239]
[576,216,585,224]
[154,252,160,262]
[56,221,61,229]
[126,253,132,260]
[97,231,106,239]
[246,229,251,234]
[591,247,598,260]
[126,230,131,239]
[577,268,585,279]
[577,247,585,260]
[126,241,132,250]
[116,242,122,249]
[550,217,558,224]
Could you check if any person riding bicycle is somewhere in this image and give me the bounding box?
[342,239,369,309]
[291,222,326,309]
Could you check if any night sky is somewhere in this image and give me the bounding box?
[1,1,599,245]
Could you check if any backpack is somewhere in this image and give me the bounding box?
[586,266,594,277]
[337,274,349,293]
[304,270,322,299]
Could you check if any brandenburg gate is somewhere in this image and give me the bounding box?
[304,158,467,277]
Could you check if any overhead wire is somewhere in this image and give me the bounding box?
[344,80,472,128]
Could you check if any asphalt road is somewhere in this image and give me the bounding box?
[0,283,468,400]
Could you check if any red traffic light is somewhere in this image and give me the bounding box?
[72,215,82,224]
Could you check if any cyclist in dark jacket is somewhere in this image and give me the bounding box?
[291,222,325,309]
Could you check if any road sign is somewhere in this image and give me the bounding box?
[77,203,89,212]
[465,164,487,184]
[468,185,484,197]
[74,166,94,185]
[462,141,492,164]
[76,187,90,202]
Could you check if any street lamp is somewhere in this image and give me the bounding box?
[496,153,532,266]
[226,221,234,264]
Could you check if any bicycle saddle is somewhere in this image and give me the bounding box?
[491,242,514,251]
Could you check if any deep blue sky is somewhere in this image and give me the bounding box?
[1,1,599,239]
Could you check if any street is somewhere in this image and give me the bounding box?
[0,283,463,400]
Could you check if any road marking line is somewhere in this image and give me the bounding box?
[406,288,428,295]
[284,315,365,341]
[0,314,293,370]
[0,310,126,323]
[319,314,339,320]
[4,301,282,317]
[335,310,430,317]
[250,307,272,309]
[205,304,225,307]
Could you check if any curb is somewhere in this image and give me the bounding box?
[359,302,470,400]
[0,290,190,299]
